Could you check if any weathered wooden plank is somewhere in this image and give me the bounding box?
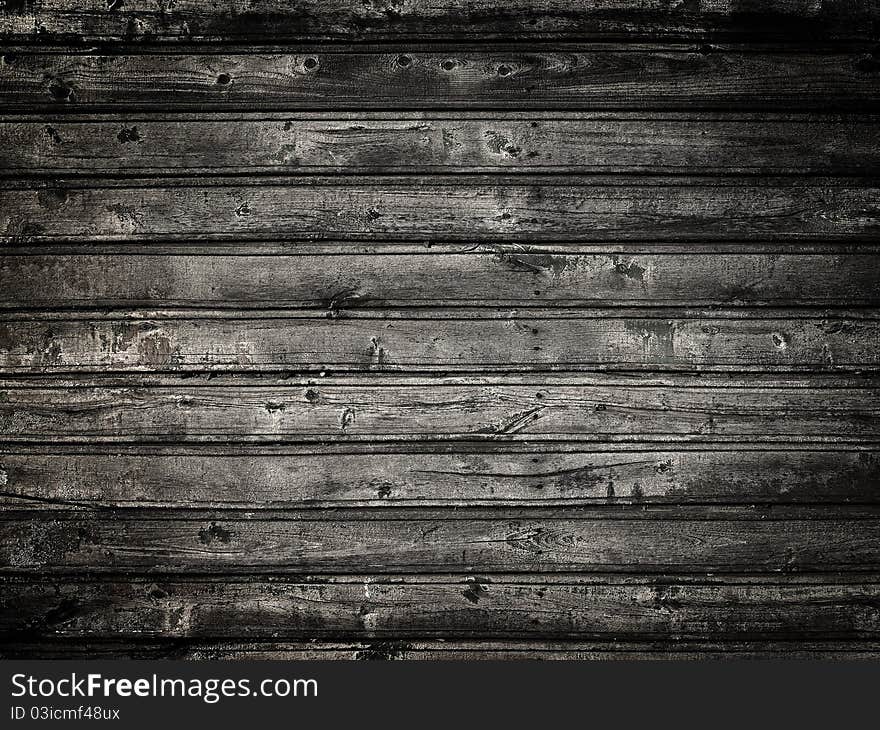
[0,313,876,373]
[3,1,878,42]
[4,372,855,388]
[5,253,880,308]
[2,50,879,112]
[4,576,880,639]
[3,507,879,573]
[4,178,878,244]
[2,448,876,507]
[10,241,880,256]
[7,639,880,660]
[1,382,878,443]
[6,115,880,175]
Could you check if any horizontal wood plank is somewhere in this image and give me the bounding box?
[2,448,877,507]
[3,507,880,573]
[4,576,880,639]
[4,253,880,308]
[6,639,880,660]
[2,50,879,112]
[3,1,878,42]
[5,115,880,175]
[4,178,879,244]
[1,381,878,443]
[0,314,876,373]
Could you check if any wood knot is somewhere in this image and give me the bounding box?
[117,126,140,143]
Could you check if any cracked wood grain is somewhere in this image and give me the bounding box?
[1,381,878,443]
[1,448,877,508]
[4,0,880,660]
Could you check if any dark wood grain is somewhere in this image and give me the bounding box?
[2,447,876,507]
[5,114,880,175]
[6,639,880,660]
[4,178,879,244]
[0,313,875,373]
[3,49,880,112]
[3,1,878,42]
[4,576,880,639]
[4,0,880,660]
[3,507,879,573]
[1,380,878,443]
[4,253,880,308]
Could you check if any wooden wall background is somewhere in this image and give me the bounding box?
[1,1,880,660]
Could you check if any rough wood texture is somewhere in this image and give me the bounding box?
[2,49,879,112]
[0,313,875,372]
[4,178,879,244]
[3,1,878,42]
[4,253,880,308]
[3,507,880,573]
[1,448,875,508]
[4,576,880,639]
[3,2,880,660]
[1,380,878,443]
[7,639,880,661]
[5,114,880,176]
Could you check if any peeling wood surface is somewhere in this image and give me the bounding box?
[0,313,875,372]
[3,3,880,659]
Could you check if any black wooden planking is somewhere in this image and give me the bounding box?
[3,506,880,573]
[4,253,880,308]
[3,2,880,659]
[6,639,880,661]
[2,48,880,112]
[4,575,880,640]
[4,114,880,176]
[4,177,880,244]
[3,1,879,42]
[0,312,876,373]
[1,379,879,442]
[1,447,878,508]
